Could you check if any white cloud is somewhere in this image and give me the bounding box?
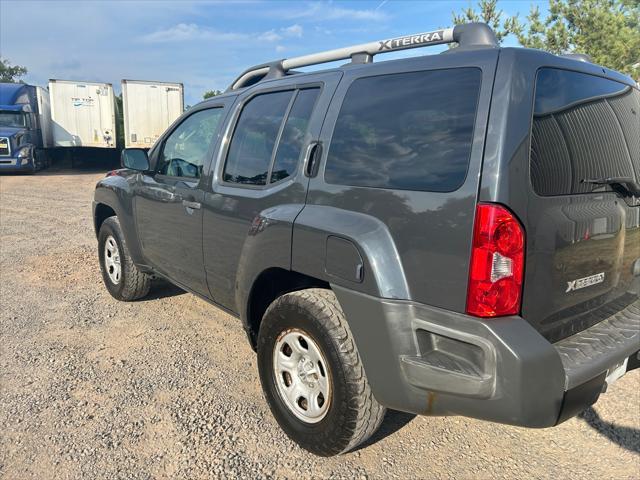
[258,30,282,42]
[278,3,387,22]
[281,24,303,38]
[275,45,287,53]
[141,23,301,45]
[140,23,247,43]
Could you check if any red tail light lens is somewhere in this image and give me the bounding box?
[466,203,525,317]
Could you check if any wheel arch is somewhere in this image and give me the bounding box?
[93,179,146,266]
[94,202,116,237]
[244,267,329,350]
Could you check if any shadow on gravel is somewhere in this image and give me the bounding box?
[353,410,417,451]
[144,279,187,301]
[579,407,640,454]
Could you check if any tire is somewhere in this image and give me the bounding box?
[98,216,151,301]
[257,288,385,456]
[34,149,46,171]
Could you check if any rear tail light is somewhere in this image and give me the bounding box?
[466,203,525,317]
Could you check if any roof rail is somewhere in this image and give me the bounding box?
[559,53,593,64]
[228,22,497,91]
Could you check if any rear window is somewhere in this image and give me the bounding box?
[324,68,482,192]
[531,68,640,196]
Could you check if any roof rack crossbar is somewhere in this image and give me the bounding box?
[228,22,496,90]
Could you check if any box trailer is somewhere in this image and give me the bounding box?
[0,83,53,172]
[122,80,184,148]
[49,80,116,148]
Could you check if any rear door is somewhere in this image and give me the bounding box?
[202,73,341,311]
[518,67,640,341]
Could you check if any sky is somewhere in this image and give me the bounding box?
[0,0,548,106]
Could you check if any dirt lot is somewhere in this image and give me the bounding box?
[1,167,639,480]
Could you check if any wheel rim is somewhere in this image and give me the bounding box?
[273,328,331,424]
[104,235,122,285]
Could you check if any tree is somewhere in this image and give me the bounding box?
[203,89,222,99]
[451,0,519,44]
[514,0,640,77]
[452,0,640,77]
[0,57,27,83]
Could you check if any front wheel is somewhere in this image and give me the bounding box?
[257,288,385,456]
[98,216,151,301]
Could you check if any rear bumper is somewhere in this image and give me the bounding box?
[333,286,639,428]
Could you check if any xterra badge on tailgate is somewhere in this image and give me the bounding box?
[566,272,605,292]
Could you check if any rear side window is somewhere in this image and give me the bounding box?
[271,89,320,183]
[223,88,320,186]
[531,68,640,196]
[224,91,293,185]
[324,68,482,192]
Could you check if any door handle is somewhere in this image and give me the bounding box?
[182,200,201,210]
[303,141,322,178]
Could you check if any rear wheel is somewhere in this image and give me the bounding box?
[257,288,385,456]
[98,216,151,301]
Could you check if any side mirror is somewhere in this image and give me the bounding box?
[121,148,150,171]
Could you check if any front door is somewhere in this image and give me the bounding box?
[202,73,342,311]
[135,105,227,295]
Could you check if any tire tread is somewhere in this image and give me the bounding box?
[263,288,385,455]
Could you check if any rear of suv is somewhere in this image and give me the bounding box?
[93,23,639,456]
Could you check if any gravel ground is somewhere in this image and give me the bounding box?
[1,167,639,480]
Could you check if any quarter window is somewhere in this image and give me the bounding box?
[324,68,482,192]
[157,108,224,178]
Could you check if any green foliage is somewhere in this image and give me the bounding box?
[203,89,222,99]
[453,0,640,77]
[0,58,27,83]
[452,0,520,44]
[514,0,640,77]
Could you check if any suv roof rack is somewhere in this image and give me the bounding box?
[228,22,497,91]
[559,53,593,63]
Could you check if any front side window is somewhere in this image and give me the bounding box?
[531,68,640,196]
[157,108,224,178]
[324,68,482,192]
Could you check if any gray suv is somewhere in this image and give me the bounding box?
[93,23,640,456]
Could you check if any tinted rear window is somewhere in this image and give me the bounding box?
[531,68,640,196]
[324,68,482,192]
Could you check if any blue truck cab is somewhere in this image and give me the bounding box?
[0,83,53,172]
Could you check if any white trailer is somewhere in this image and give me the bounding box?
[121,80,184,148]
[35,86,53,148]
[49,80,116,148]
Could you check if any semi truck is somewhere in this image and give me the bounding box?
[49,79,116,149]
[121,80,183,149]
[0,83,53,172]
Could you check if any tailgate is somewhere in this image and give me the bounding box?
[521,68,640,342]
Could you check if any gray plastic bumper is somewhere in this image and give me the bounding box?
[333,286,639,428]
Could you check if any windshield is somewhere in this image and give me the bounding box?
[0,111,26,128]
